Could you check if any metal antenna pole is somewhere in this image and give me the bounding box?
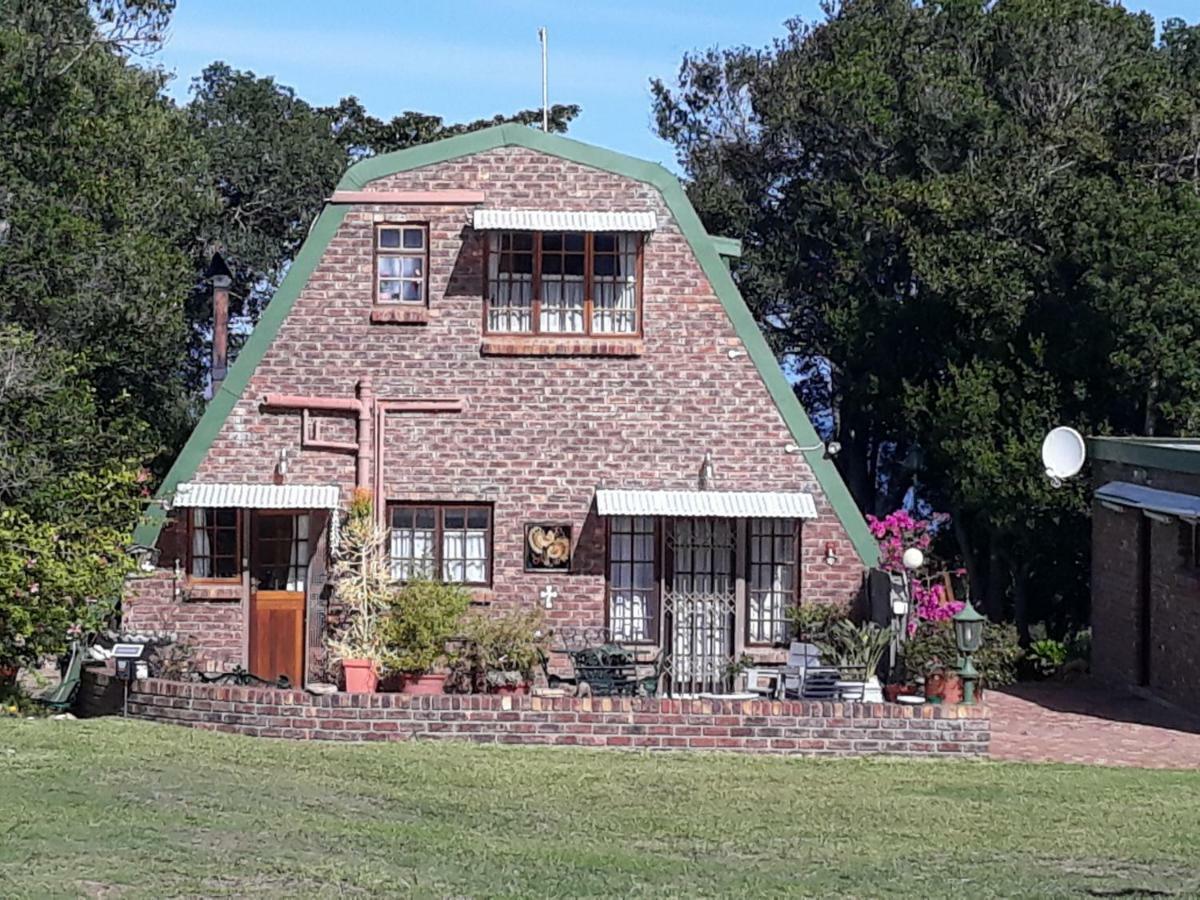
[538,27,549,132]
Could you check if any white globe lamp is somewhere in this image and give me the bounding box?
[901,547,925,571]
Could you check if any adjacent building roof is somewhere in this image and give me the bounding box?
[133,125,878,565]
[1088,436,1200,476]
[472,209,656,232]
[1096,481,1200,521]
[170,482,341,511]
[596,489,818,520]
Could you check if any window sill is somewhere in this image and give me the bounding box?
[480,336,644,357]
[183,582,243,602]
[371,306,431,325]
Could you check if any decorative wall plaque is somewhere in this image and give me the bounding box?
[525,523,572,572]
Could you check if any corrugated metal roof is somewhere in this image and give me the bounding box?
[1096,481,1200,521]
[170,482,342,510]
[595,489,817,519]
[472,209,657,232]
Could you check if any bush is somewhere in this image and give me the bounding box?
[787,601,848,642]
[899,619,1022,689]
[381,578,471,675]
[447,608,548,693]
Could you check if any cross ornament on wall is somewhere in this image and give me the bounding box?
[539,585,559,609]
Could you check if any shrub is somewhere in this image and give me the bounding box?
[815,619,891,678]
[447,608,548,693]
[899,619,1022,689]
[325,491,392,670]
[787,601,848,642]
[381,578,471,676]
[1027,639,1068,678]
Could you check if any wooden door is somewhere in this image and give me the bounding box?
[249,512,309,687]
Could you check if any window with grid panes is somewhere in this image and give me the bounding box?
[188,508,240,580]
[486,231,640,335]
[389,504,490,586]
[747,518,798,645]
[607,516,657,642]
[376,225,427,304]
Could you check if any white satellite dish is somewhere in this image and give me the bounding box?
[1041,426,1086,486]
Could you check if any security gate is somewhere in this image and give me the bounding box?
[662,518,736,695]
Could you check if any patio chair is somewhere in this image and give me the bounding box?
[779,642,842,700]
[36,641,83,712]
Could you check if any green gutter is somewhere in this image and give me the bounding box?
[1087,436,1200,477]
[709,235,743,258]
[138,124,878,566]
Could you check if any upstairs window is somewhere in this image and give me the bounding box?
[485,231,641,336]
[376,224,427,305]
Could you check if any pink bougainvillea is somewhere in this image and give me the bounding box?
[868,508,964,634]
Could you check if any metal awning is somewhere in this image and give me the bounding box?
[472,209,657,232]
[169,482,341,511]
[595,489,818,519]
[1096,481,1200,522]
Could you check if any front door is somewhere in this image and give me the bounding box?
[249,512,309,687]
[663,518,737,695]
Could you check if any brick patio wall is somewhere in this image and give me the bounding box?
[1092,460,1200,715]
[77,672,990,758]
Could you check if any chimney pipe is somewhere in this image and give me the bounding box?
[208,253,232,396]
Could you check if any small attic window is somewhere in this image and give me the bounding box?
[376,224,428,305]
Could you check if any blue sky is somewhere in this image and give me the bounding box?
[155,1,1198,169]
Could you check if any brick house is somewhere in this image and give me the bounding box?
[126,125,877,692]
[1089,437,1200,715]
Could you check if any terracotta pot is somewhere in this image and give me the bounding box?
[402,673,446,695]
[941,672,964,705]
[491,682,531,696]
[342,659,378,694]
[884,683,912,703]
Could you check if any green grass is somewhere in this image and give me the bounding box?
[2,719,1199,898]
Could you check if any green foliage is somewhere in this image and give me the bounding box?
[325,493,391,668]
[787,601,848,642]
[1027,639,1069,678]
[815,619,891,677]
[900,619,1023,689]
[652,1,1200,634]
[381,578,471,676]
[0,465,140,667]
[448,608,548,692]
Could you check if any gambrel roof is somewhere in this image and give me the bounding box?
[134,125,877,564]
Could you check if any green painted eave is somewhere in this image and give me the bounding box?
[139,124,878,566]
[1087,436,1200,477]
[709,235,743,258]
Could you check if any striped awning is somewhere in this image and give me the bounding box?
[595,489,818,519]
[472,209,657,232]
[169,482,341,511]
[1096,481,1200,522]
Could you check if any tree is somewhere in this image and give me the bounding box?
[652,0,1200,633]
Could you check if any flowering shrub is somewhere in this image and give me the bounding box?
[868,508,963,633]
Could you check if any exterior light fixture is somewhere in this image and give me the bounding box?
[726,348,747,360]
[824,542,839,566]
[952,600,986,705]
[901,547,925,570]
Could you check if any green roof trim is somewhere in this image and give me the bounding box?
[709,235,743,258]
[1088,436,1200,477]
[137,124,878,565]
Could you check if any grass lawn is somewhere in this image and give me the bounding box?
[2,719,1199,898]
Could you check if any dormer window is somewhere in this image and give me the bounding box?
[485,231,642,336]
[376,224,427,305]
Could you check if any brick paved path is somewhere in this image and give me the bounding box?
[989,681,1200,769]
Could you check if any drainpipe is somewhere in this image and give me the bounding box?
[356,377,375,498]
[209,255,232,395]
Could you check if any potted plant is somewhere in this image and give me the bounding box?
[382,577,470,694]
[899,618,1022,702]
[787,601,847,644]
[815,619,891,702]
[447,609,548,695]
[325,491,392,693]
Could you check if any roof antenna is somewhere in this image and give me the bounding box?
[538,27,549,132]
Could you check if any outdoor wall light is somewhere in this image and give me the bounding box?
[726,348,747,359]
[902,547,925,570]
[824,542,839,566]
[953,601,986,705]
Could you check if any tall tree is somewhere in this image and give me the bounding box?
[652,0,1200,633]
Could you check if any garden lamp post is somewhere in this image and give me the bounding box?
[952,601,986,705]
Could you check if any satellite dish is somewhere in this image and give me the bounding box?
[1041,426,1086,486]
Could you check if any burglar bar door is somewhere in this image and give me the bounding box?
[663,518,736,695]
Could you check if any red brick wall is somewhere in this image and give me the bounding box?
[131,145,869,669]
[1091,460,1200,714]
[81,674,989,757]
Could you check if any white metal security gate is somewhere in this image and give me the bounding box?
[662,518,736,695]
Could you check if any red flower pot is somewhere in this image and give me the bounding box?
[402,673,446,695]
[342,659,378,694]
[491,682,530,696]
